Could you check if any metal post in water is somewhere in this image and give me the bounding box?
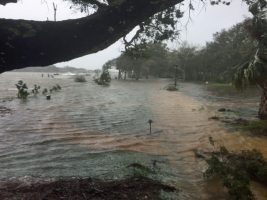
[148,119,153,134]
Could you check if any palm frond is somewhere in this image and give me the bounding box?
[233,61,250,90]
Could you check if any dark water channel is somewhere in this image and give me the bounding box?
[0,72,267,199]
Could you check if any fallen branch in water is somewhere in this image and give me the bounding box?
[195,137,267,200]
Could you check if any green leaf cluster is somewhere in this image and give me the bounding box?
[205,137,267,200]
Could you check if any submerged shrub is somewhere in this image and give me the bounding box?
[165,84,178,91]
[15,82,61,99]
[15,80,30,99]
[49,84,62,93]
[74,75,86,82]
[42,88,48,95]
[55,84,61,90]
[52,85,58,91]
[32,84,41,95]
[94,70,111,85]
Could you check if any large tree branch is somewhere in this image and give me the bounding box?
[0,0,17,5]
[71,0,108,9]
[0,0,183,73]
[84,0,107,7]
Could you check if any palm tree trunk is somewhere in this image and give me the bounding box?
[259,82,267,119]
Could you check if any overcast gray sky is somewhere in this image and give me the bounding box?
[0,0,251,69]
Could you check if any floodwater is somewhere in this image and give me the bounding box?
[0,72,267,199]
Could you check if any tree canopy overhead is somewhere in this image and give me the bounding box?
[0,0,237,73]
[0,0,187,73]
[0,0,17,6]
[108,18,257,82]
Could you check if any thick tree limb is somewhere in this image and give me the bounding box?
[0,0,17,5]
[0,0,183,72]
[71,0,108,9]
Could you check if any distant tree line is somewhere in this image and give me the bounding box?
[103,19,257,82]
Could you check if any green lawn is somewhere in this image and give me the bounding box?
[206,83,260,97]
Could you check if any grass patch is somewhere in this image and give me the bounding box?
[0,175,176,200]
[206,83,260,97]
[240,120,267,136]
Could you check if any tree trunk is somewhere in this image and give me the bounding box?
[0,0,182,73]
[259,82,267,119]
[118,69,122,80]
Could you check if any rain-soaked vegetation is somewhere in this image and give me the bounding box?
[0,0,267,199]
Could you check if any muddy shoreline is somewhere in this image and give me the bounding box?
[0,176,176,200]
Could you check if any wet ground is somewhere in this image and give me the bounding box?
[0,72,267,199]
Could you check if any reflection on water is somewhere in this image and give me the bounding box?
[0,72,267,199]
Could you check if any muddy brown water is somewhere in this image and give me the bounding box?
[0,72,267,199]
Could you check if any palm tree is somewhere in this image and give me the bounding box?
[234,0,267,119]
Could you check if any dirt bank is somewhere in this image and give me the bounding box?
[0,176,176,200]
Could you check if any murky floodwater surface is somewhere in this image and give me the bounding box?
[0,72,267,199]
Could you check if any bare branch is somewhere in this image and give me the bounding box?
[53,2,58,21]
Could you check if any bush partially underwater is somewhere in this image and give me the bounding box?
[202,137,267,200]
[74,75,87,82]
[94,70,111,86]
